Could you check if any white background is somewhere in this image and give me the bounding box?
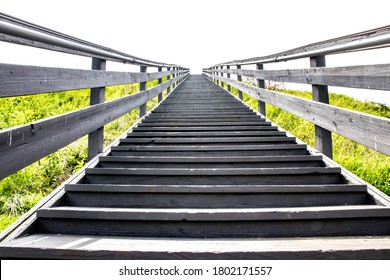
[1,0,390,104]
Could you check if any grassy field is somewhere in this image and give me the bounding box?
[0,79,389,231]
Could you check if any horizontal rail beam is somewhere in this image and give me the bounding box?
[205,73,390,156]
[0,73,188,180]
[205,64,390,91]
[0,12,186,68]
[0,64,188,97]
[209,25,390,67]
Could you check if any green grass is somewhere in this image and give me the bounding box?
[225,83,390,196]
[0,80,168,231]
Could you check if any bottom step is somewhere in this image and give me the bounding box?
[0,234,389,259]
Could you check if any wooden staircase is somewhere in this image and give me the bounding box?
[1,75,390,259]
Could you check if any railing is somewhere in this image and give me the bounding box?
[0,13,190,180]
[203,25,390,159]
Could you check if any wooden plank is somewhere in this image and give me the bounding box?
[88,58,106,160]
[108,149,309,157]
[137,121,271,126]
[0,14,185,68]
[208,64,390,91]
[2,234,390,260]
[207,73,390,156]
[126,131,287,137]
[139,66,147,117]
[36,205,390,220]
[119,136,296,144]
[64,192,368,208]
[65,183,367,193]
[311,55,333,159]
[132,126,277,132]
[256,63,266,116]
[0,63,181,97]
[111,144,307,152]
[1,234,390,259]
[208,25,390,66]
[99,155,320,163]
[0,75,183,179]
[36,216,390,238]
[85,167,340,176]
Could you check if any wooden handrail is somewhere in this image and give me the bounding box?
[0,13,190,179]
[203,25,390,158]
[203,72,390,157]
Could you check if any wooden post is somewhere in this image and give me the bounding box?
[237,64,243,100]
[227,65,231,92]
[220,66,224,88]
[158,66,163,102]
[139,65,147,117]
[167,67,171,94]
[256,63,266,116]
[310,55,333,159]
[88,58,106,160]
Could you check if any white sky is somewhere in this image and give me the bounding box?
[1,0,390,104]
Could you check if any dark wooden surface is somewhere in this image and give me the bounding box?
[1,75,390,260]
[0,63,184,98]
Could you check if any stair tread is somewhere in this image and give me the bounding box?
[65,183,367,193]
[85,166,341,176]
[1,234,390,259]
[37,205,390,220]
[99,155,322,162]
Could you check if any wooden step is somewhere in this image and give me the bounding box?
[132,126,277,132]
[137,121,272,127]
[98,155,323,168]
[64,183,369,208]
[118,136,297,145]
[83,167,344,185]
[126,131,287,137]
[2,234,389,259]
[35,206,390,238]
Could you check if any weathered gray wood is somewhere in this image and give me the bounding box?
[126,131,287,137]
[85,166,340,176]
[0,13,184,68]
[311,56,333,159]
[256,63,266,116]
[1,234,390,259]
[139,66,147,117]
[133,126,277,132]
[158,66,163,102]
[0,63,181,98]
[65,192,368,208]
[0,75,183,179]
[209,24,390,66]
[88,58,106,160]
[206,73,390,156]
[166,67,171,94]
[206,64,390,91]
[237,64,243,100]
[226,65,231,92]
[38,205,389,220]
[65,183,366,193]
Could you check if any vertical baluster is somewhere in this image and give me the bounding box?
[227,65,231,92]
[158,66,163,102]
[310,55,333,159]
[220,66,224,88]
[167,67,171,94]
[88,58,106,160]
[139,65,147,117]
[237,64,243,100]
[256,63,266,116]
